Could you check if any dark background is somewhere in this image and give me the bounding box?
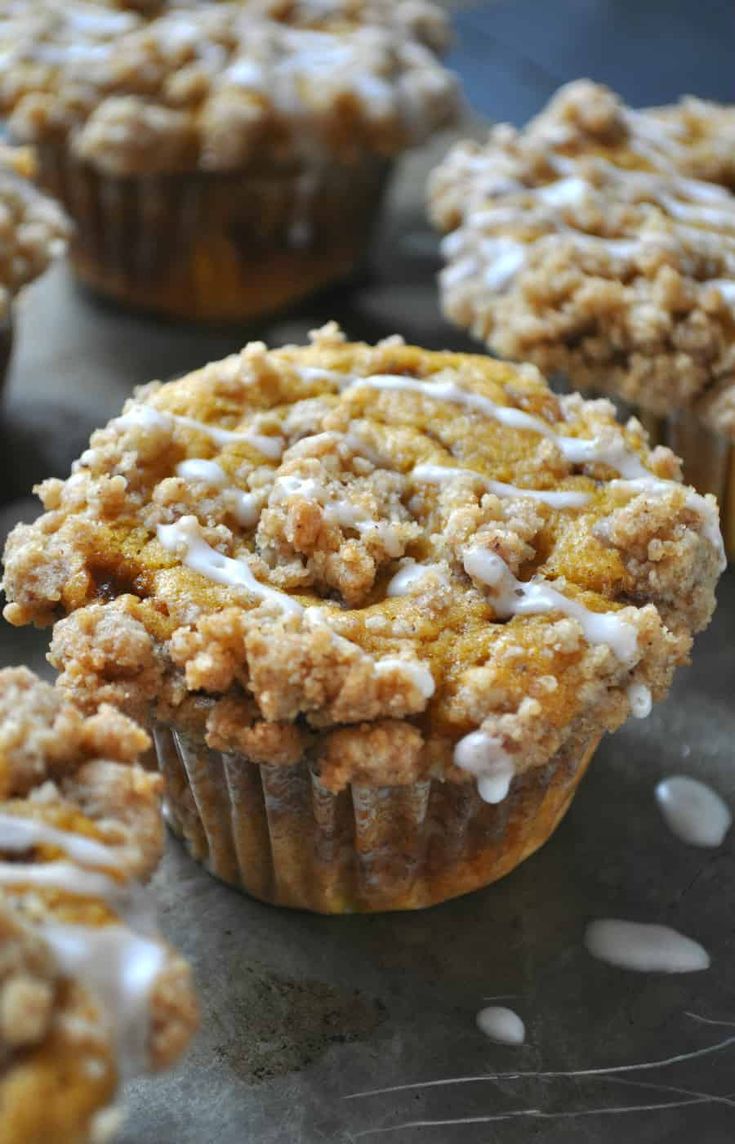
[449,0,734,123]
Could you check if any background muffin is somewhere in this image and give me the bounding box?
[2,327,723,912]
[0,146,68,392]
[430,80,735,559]
[0,666,198,1144]
[0,0,459,323]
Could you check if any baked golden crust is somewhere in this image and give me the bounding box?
[429,80,735,434]
[0,668,198,1144]
[1,328,723,801]
[0,0,458,175]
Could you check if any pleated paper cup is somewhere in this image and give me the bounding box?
[36,145,391,323]
[153,724,599,914]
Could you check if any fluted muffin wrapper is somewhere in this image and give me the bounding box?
[36,144,391,323]
[553,379,735,563]
[152,723,599,914]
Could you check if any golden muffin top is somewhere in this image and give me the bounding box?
[0,0,459,175]
[0,666,198,1143]
[2,327,723,798]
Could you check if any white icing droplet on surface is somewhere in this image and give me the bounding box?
[584,919,710,973]
[453,730,515,804]
[627,682,652,719]
[462,547,639,666]
[176,458,228,484]
[476,1005,526,1045]
[655,776,732,848]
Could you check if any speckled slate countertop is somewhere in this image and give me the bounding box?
[2,2,734,1140]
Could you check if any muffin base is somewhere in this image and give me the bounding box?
[36,147,391,323]
[152,725,599,913]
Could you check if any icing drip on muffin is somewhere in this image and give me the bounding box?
[1,328,723,804]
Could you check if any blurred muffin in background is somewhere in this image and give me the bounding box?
[0,146,68,390]
[0,0,460,323]
[429,81,735,559]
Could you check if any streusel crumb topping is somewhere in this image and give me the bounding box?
[0,667,197,1143]
[0,0,459,175]
[430,80,735,431]
[1,329,723,799]
[0,146,69,319]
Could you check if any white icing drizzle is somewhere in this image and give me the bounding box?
[156,516,304,617]
[157,517,434,698]
[453,731,515,804]
[40,922,165,1079]
[0,860,119,900]
[627,682,652,719]
[462,547,640,666]
[411,462,590,508]
[476,1005,526,1045]
[347,373,657,482]
[175,460,261,527]
[655,776,732,848]
[0,812,118,868]
[0,815,166,1080]
[373,657,435,699]
[271,472,405,555]
[584,919,710,973]
[386,560,448,597]
[116,404,284,459]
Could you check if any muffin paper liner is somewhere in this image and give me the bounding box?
[153,724,599,913]
[36,145,391,322]
[553,379,735,562]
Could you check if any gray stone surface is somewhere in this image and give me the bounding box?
[2,36,735,1143]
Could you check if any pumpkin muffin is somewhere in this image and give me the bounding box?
[2,326,724,912]
[0,666,198,1143]
[0,0,459,322]
[430,80,735,558]
[0,145,68,390]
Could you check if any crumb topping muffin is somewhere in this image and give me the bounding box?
[0,0,459,320]
[429,81,735,436]
[3,326,723,805]
[0,146,68,322]
[0,0,458,175]
[0,667,198,1142]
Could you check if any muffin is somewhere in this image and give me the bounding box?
[2,326,723,912]
[0,0,459,323]
[0,666,198,1143]
[429,80,735,558]
[0,145,69,390]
